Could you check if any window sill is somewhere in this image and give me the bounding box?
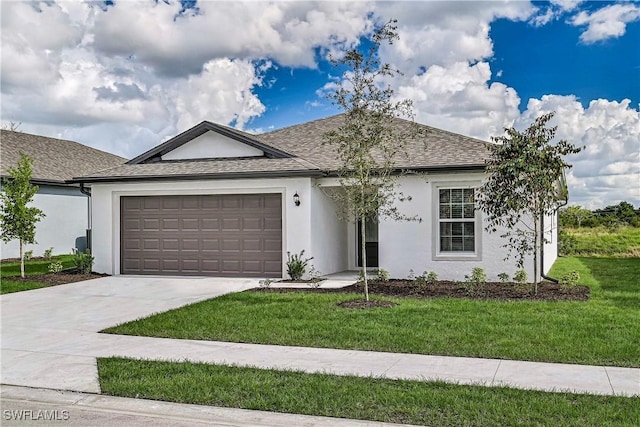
[433,252,482,261]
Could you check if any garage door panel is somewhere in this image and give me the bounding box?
[121,194,282,277]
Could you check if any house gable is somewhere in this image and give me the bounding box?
[129,121,294,164]
[161,131,264,160]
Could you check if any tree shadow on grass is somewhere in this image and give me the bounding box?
[577,257,639,309]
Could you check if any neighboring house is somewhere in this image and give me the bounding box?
[0,130,126,259]
[73,115,560,281]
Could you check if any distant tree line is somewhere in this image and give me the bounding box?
[559,201,640,228]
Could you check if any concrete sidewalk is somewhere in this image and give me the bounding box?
[2,276,639,398]
[0,385,415,427]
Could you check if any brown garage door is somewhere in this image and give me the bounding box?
[121,194,282,277]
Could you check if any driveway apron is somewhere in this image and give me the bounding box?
[1,276,258,392]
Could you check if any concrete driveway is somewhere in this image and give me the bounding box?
[1,276,258,392]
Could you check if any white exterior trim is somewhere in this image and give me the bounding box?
[430,180,483,261]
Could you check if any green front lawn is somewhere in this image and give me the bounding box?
[103,257,640,367]
[0,254,74,277]
[98,358,639,427]
[1,254,75,294]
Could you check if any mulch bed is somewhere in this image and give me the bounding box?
[3,271,108,287]
[257,279,590,302]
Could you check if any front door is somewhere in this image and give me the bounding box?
[356,217,379,268]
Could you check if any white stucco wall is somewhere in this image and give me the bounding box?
[161,131,264,160]
[542,211,558,275]
[90,177,312,277]
[377,173,539,282]
[309,184,348,276]
[1,185,88,259]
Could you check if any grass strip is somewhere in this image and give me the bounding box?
[0,279,48,294]
[98,358,640,427]
[0,255,74,277]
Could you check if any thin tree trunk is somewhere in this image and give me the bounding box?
[20,240,25,278]
[533,218,539,295]
[361,217,369,302]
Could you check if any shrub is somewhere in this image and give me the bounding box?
[43,247,53,260]
[286,250,313,281]
[425,271,438,285]
[463,267,486,297]
[498,272,510,283]
[465,267,487,286]
[72,249,94,274]
[414,272,427,287]
[258,278,273,288]
[48,261,63,274]
[559,271,580,289]
[375,268,390,282]
[558,229,577,256]
[407,269,415,280]
[23,250,34,260]
[513,269,528,284]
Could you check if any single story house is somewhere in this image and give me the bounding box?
[73,115,560,281]
[1,130,126,259]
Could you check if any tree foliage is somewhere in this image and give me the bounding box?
[0,153,45,277]
[560,202,640,228]
[324,20,421,301]
[477,112,581,292]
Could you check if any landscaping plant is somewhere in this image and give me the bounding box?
[323,20,421,302]
[477,112,582,293]
[498,272,510,283]
[0,153,45,278]
[375,268,390,282]
[286,250,313,281]
[48,261,63,274]
[513,269,528,284]
[72,249,94,274]
[43,247,53,260]
[559,271,580,290]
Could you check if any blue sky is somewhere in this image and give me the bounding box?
[1,1,639,208]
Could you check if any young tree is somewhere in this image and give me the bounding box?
[0,153,45,278]
[324,20,420,301]
[478,112,581,293]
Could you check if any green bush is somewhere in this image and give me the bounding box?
[23,250,34,260]
[43,247,53,260]
[48,261,63,274]
[286,250,313,281]
[498,272,510,283]
[513,269,528,284]
[72,249,94,274]
[558,229,578,256]
[425,271,438,285]
[559,271,580,289]
[375,268,390,282]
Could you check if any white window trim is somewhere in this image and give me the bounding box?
[431,181,482,261]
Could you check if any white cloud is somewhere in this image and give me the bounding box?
[394,61,521,141]
[571,3,640,44]
[517,96,640,208]
[172,58,268,132]
[91,1,373,76]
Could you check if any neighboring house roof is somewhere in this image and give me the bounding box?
[72,114,490,183]
[1,130,127,185]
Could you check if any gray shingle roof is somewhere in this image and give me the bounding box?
[1,130,127,184]
[78,157,320,181]
[71,114,490,182]
[255,114,490,170]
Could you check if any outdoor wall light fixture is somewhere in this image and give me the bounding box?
[293,192,301,206]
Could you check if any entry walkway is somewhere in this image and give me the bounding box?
[1,276,638,398]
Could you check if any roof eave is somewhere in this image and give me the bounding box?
[70,169,323,184]
[128,121,295,165]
